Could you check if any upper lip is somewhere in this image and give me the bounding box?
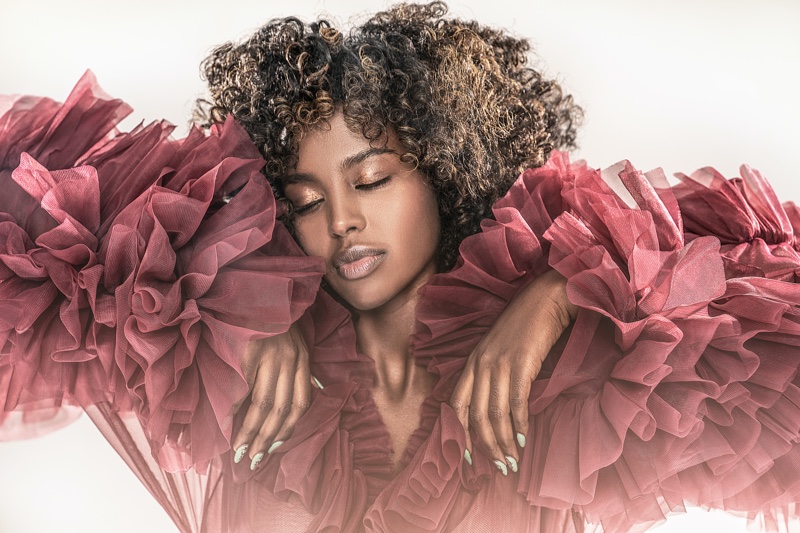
[332,246,385,268]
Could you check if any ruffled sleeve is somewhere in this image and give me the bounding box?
[538,158,800,527]
[383,151,800,532]
[0,71,137,439]
[671,164,800,281]
[0,73,325,472]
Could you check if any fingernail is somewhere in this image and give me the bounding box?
[250,452,264,471]
[516,432,526,449]
[234,444,248,464]
[494,460,508,476]
[505,455,518,473]
[312,375,324,390]
[464,449,472,466]
[267,440,284,454]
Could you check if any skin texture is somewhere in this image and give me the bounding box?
[286,113,440,465]
[287,113,441,314]
[232,323,313,468]
[201,4,582,470]
[234,112,577,473]
[449,269,577,470]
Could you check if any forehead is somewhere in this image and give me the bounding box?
[293,112,401,172]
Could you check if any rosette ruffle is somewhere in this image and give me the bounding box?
[1,72,139,437]
[372,151,800,532]
[0,74,325,471]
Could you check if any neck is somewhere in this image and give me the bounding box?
[353,277,429,400]
[350,273,438,467]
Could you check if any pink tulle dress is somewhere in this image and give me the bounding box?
[2,73,800,533]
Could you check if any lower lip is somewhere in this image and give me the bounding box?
[336,253,386,280]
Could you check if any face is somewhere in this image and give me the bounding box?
[283,112,441,313]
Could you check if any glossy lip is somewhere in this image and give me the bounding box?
[333,246,386,281]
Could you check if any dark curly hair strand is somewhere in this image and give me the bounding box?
[197,2,582,271]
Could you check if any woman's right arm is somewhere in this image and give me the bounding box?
[232,323,318,470]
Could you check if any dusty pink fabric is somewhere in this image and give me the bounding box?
[0,73,325,473]
[362,155,800,532]
[3,76,800,532]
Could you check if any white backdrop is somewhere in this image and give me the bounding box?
[1,0,799,531]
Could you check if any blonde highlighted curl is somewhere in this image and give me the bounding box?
[197,2,582,270]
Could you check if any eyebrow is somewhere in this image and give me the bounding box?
[281,173,315,186]
[340,147,397,172]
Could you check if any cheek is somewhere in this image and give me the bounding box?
[418,197,441,252]
[391,186,440,255]
[292,218,329,259]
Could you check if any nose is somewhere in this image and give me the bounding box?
[328,194,366,237]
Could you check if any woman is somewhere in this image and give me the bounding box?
[199,4,586,529]
[0,3,582,529]
[200,2,582,481]
[2,2,800,532]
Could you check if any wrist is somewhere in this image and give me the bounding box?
[518,269,577,326]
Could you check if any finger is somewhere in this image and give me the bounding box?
[273,351,312,443]
[233,362,280,453]
[450,366,474,465]
[249,361,295,464]
[489,367,518,473]
[469,363,508,476]
[233,339,265,414]
[509,370,530,452]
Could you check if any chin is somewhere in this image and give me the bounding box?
[325,278,391,312]
[335,290,388,312]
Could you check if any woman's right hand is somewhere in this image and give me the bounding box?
[232,322,318,470]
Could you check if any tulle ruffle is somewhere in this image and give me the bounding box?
[366,151,800,532]
[541,157,800,530]
[0,73,325,471]
[6,73,800,532]
[671,164,800,281]
[1,71,137,437]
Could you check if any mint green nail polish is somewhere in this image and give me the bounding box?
[505,455,518,473]
[464,449,473,466]
[250,452,264,471]
[234,444,248,464]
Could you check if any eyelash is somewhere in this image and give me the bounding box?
[292,199,322,216]
[291,176,392,216]
[356,176,392,191]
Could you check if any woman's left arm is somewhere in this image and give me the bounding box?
[449,268,577,474]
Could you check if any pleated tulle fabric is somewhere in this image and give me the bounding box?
[0,72,325,474]
[4,76,800,533]
[360,152,800,532]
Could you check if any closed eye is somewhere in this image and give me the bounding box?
[292,198,323,215]
[356,176,392,191]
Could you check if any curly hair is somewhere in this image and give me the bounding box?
[197,1,582,270]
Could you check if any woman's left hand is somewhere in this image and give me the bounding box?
[449,269,577,475]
